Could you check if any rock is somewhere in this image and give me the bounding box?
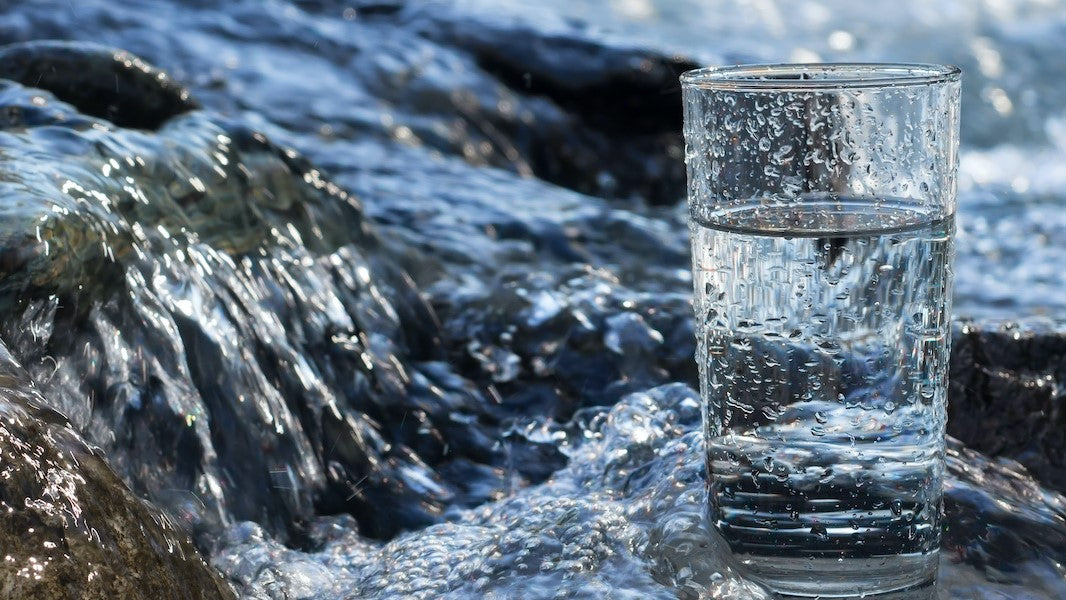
[0,1,692,204]
[948,319,1066,493]
[0,341,234,599]
[0,77,499,544]
[0,41,199,129]
[407,5,697,203]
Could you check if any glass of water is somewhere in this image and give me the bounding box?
[681,64,960,597]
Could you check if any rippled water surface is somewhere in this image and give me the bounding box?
[0,0,1063,598]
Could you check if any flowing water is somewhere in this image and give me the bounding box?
[692,198,952,595]
[0,0,1064,599]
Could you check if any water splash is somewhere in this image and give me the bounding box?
[212,384,1066,599]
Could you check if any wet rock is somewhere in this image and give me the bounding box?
[0,25,700,554]
[407,5,697,203]
[437,266,689,421]
[0,41,199,129]
[0,342,234,599]
[0,1,692,204]
[948,320,1066,493]
[944,439,1066,590]
[0,77,501,544]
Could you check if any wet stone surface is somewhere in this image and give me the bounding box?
[0,342,233,599]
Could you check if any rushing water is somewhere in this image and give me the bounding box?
[0,0,1063,598]
[692,199,952,595]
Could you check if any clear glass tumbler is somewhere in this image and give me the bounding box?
[681,64,960,597]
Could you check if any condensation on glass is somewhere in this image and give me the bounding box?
[682,63,961,597]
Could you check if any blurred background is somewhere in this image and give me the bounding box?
[481,0,1060,149]
[472,0,1066,317]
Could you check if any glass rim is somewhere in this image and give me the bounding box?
[680,62,961,91]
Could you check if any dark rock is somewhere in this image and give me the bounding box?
[948,319,1066,492]
[408,6,696,204]
[0,3,694,205]
[0,342,234,599]
[0,41,199,129]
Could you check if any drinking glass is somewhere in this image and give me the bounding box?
[681,63,960,597]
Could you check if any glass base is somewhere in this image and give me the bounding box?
[732,551,939,598]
